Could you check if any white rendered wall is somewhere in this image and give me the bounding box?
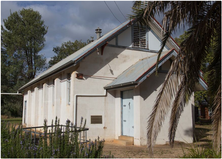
[154,94,194,144]
[21,44,176,143]
[43,83,48,123]
[38,86,43,126]
[27,90,31,126]
[139,73,194,145]
[31,89,35,126]
[55,78,61,120]
[22,92,28,125]
[22,46,159,139]
[115,90,121,139]
[74,46,155,141]
[133,87,141,145]
[47,80,54,124]
[148,30,168,51]
[34,87,39,126]
[60,74,68,124]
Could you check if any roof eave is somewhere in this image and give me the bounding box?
[104,81,138,90]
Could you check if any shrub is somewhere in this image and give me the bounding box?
[1,117,113,158]
[182,146,221,158]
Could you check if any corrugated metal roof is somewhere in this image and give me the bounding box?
[104,49,177,89]
[19,20,134,91]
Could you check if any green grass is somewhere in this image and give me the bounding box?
[1,118,22,124]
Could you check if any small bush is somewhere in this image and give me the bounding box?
[182,146,221,158]
[1,117,113,158]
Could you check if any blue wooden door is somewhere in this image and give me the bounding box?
[122,90,134,137]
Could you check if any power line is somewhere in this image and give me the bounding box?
[104,1,122,24]
[114,1,127,21]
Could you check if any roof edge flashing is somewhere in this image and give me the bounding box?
[104,81,138,90]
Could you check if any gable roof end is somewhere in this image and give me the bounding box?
[104,49,177,90]
[19,19,135,91]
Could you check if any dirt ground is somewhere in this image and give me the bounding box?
[102,124,213,158]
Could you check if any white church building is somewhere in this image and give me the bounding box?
[19,17,207,146]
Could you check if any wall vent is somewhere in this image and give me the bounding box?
[91,115,102,124]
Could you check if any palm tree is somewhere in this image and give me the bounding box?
[131,1,221,154]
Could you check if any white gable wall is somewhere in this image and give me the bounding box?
[139,72,194,145]
[148,30,168,51]
[108,25,169,52]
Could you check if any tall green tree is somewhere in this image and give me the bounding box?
[174,31,190,47]
[131,1,221,154]
[48,40,88,67]
[1,8,48,117]
[1,8,47,80]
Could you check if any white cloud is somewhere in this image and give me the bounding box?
[1,1,136,60]
[1,1,21,23]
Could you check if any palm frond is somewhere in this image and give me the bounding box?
[147,57,182,154]
[207,28,221,97]
[168,77,186,146]
[131,1,221,154]
[212,84,221,153]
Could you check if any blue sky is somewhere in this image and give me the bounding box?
[1,1,186,63]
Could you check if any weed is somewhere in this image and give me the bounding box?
[182,146,221,158]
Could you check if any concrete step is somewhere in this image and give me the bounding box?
[113,136,134,146]
[113,139,133,146]
[118,136,134,143]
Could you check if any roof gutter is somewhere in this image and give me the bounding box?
[104,81,138,90]
[1,92,22,95]
[136,49,175,82]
